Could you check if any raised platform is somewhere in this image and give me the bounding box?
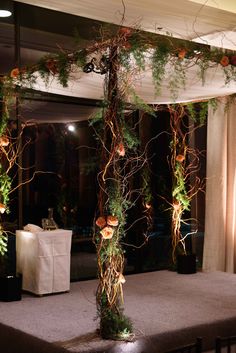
[0,270,236,353]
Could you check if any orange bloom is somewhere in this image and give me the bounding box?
[176,154,185,163]
[96,216,106,229]
[178,49,187,60]
[122,41,131,50]
[173,200,181,210]
[0,203,6,214]
[107,215,119,227]
[100,226,114,240]
[116,143,125,157]
[145,203,151,209]
[117,273,126,284]
[45,59,58,74]
[220,56,229,67]
[0,136,9,147]
[118,27,132,37]
[10,68,20,78]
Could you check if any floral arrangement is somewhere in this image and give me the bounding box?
[1,24,236,339]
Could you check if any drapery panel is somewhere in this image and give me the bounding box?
[203,99,236,273]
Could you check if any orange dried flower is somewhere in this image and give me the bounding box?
[122,41,131,50]
[100,226,114,240]
[107,215,119,227]
[10,68,20,78]
[145,203,151,209]
[173,200,181,210]
[118,27,132,37]
[176,154,185,163]
[178,49,187,60]
[96,216,106,229]
[116,143,125,157]
[45,59,58,74]
[220,56,229,67]
[0,136,9,147]
[117,273,126,284]
[0,203,6,214]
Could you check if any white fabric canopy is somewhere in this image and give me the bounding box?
[203,100,236,273]
[32,64,236,105]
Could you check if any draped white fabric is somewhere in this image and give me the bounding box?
[203,100,236,273]
[31,64,236,105]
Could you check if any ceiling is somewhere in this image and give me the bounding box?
[14,0,236,49]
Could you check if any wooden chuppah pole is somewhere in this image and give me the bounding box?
[95,43,132,339]
[13,2,23,230]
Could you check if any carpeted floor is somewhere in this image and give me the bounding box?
[0,270,236,353]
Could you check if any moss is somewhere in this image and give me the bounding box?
[100,308,133,340]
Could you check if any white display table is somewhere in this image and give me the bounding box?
[16,229,72,295]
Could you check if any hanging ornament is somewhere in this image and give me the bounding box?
[83,56,110,75]
[83,61,95,73]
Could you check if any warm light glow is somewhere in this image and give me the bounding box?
[0,10,11,17]
[67,124,75,132]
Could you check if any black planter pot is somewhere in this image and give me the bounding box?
[177,254,197,274]
[0,274,22,301]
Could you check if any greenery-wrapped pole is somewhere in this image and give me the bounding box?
[169,105,189,263]
[169,104,206,264]
[0,82,13,260]
[94,43,132,339]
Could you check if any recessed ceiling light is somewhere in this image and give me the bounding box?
[0,9,12,17]
[0,1,13,17]
[67,124,76,132]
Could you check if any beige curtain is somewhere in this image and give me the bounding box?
[203,99,236,273]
